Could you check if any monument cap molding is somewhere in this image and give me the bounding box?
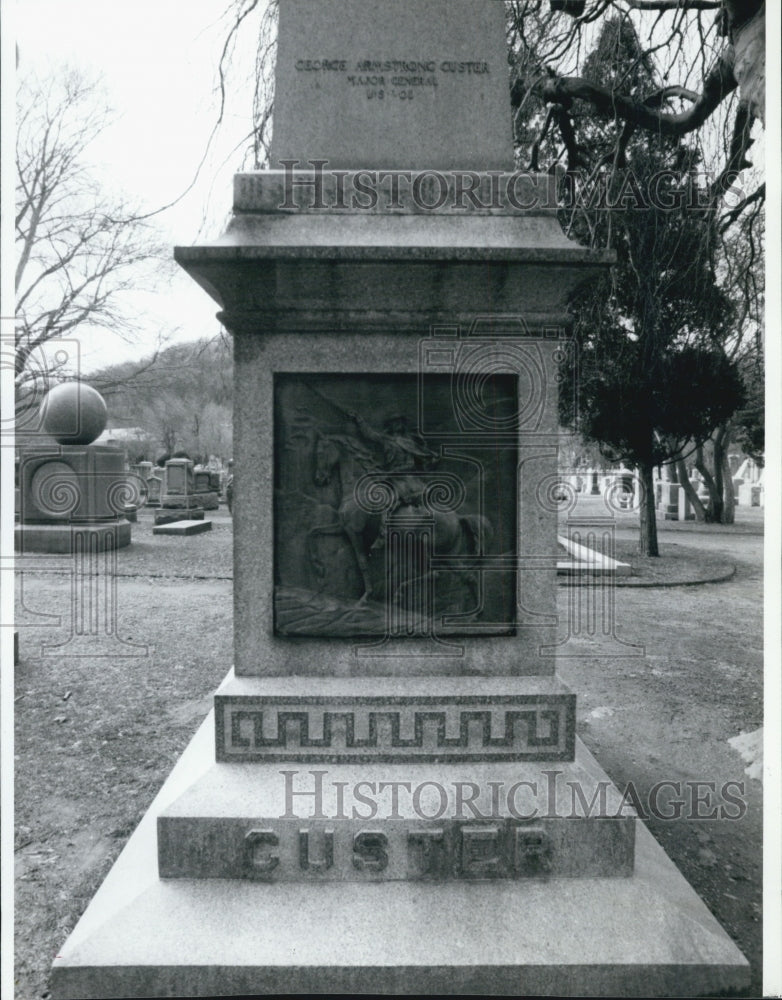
[234,169,565,216]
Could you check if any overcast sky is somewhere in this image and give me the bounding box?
[14,0,267,373]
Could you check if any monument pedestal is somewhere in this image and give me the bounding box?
[14,519,131,553]
[50,690,749,999]
[16,441,134,552]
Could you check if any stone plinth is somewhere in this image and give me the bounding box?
[157,763,635,882]
[15,521,131,554]
[18,445,133,524]
[160,495,206,510]
[193,492,220,511]
[153,520,212,536]
[213,675,576,764]
[154,509,205,525]
[15,444,133,552]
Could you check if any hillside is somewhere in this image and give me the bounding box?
[90,336,233,464]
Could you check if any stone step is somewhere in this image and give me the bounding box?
[156,755,635,881]
[214,674,576,763]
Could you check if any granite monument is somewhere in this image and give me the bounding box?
[51,2,748,996]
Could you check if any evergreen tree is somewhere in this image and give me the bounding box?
[558,18,746,554]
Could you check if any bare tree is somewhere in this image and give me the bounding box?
[15,67,170,419]
[532,2,764,144]
[507,2,765,247]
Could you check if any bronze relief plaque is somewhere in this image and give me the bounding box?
[274,374,517,638]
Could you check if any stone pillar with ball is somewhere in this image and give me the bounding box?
[14,382,138,554]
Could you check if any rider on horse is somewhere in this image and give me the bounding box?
[346,410,440,507]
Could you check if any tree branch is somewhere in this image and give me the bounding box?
[542,48,737,136]
[624,1,722,10]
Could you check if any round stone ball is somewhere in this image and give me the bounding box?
[41,382,108,445]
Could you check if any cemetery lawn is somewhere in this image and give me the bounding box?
[14,508,763,999]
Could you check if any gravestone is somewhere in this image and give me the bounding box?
[658,476,680,520]
[161,457,194,506]
[161,459,220,511]
[15,383,134,553]
[678,485,696,521]
[739,480,764,507]
[51,2,748,997]
[145,473,162,507]
[193,468,220,510]
[134,460,154,480]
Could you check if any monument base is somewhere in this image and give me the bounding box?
[161,494,218,511]
[14,520,131,554]
[51,697,749,999]
[194,492,220,511]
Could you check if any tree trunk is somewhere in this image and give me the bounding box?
[676,458,708,522]
[695,444,720,522]
[731,1,765,125]
[717,425,736,524]
[638,462,660,556]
